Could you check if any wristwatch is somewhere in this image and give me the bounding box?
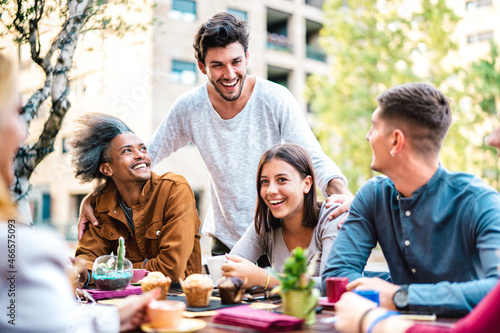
[392,284,409,311]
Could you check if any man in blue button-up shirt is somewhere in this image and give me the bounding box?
[322,83,500,316]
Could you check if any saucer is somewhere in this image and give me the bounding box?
[141,319,206,332]
[319,297,336,307]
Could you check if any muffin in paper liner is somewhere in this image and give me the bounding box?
[179,274,214,307]
[139,271,171,300]
[217,277,247,304]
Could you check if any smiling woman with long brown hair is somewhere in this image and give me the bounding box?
[221,143,346,292]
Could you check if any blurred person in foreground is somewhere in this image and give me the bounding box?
[0,51,159,332]
[333,120,500,333]
[323,83,500,317]
[71,113,201,287]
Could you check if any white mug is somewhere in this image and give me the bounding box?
[206,255,227,286]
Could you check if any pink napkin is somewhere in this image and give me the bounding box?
[86,285,143,300]
[213,305,304,332]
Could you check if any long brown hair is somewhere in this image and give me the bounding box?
[254,144,319,236]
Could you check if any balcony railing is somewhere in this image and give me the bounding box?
[306,45,326,62]
[267,32,293,53]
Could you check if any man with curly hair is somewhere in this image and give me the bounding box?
[71,113,201,287]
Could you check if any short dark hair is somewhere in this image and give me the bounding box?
[254,144,319,237]
[376,82,452,156]
[70,113,133,191]
[193,12,249,66]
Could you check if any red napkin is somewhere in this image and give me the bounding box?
[86,285,143,300]
[213,305,304,332]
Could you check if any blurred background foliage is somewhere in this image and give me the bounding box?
[305,0,500,193]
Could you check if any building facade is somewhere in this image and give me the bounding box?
[23,0,498,244]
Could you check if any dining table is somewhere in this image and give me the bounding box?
[87,285,458,333]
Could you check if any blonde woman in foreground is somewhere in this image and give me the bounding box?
[0,51,159,332]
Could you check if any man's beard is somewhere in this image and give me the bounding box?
[211,74,247,102]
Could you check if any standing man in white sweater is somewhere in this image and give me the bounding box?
[78,12,352,256]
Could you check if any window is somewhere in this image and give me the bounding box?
[227,8,247,21]
[267,65,290,88]
[476,0,492,8]
[305,0,324,9]
[266,8,293,53]
[42,193,51,223]
[169,0,196,22]
[466,0,492,10]
[62,137,71,154]
[170,60,197,84]
[467,30,494,44]
[306,20,326,62]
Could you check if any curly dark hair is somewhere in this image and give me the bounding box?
[377,82,452,156]
[70,113,133,192]
[193,12,249,66]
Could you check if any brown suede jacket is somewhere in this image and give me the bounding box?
[76,172,201,281]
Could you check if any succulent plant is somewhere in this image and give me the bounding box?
[273,247,319,293]
[116,236,125,271]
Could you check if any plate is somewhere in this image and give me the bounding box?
[141,319,207,332]
[319,297,336,307]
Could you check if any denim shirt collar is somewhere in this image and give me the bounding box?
[398,163,445,201]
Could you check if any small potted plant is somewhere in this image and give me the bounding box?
[273,247,320,325]
[92,237,133,291]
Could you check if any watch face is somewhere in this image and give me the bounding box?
[394,289,409,308]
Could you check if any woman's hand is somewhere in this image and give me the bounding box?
[221,254,267,288]
[335,292,412,333]
[68,256,88,289]
[334,292,378,333]
[117,288,161,332]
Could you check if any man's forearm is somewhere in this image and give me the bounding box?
[326,177,352,196]
[408,277,498,316]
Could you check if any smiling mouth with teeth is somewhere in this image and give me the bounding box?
[269,199,285,205]
[132,163,148,170]
[221,80,237,88]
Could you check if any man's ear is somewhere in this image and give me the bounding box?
[245,50,250,66]
[198,60,207,75]
[99,163,112,177]
[303,175,313,194]
[390,129,405,156]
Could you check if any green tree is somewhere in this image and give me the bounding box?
[0,0,150,223]
[305,0,459,191]
[445,41,500,189]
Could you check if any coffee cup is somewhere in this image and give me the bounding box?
[206,255,227,286]
[131,269,149,283]
[147,300,185,328]
[326,277,349,303]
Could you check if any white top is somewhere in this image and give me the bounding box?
[0,223,119,332]
[148,76,346,248]
[229,202,342,292]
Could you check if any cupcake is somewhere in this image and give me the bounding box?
[179,274,213,307]
[217,277,246,304]
[139,271,172,300]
